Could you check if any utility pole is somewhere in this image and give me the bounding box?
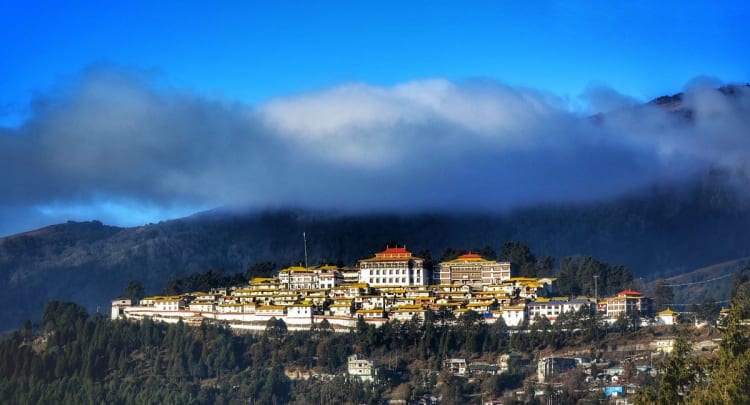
[303,232,309,270]
[593,274,599,361]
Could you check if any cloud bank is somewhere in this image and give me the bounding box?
[1,67,748,235]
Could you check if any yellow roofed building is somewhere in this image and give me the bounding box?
[438,253,511,286]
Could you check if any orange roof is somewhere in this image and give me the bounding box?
[617,290,643,296]
[441,253,497,264]
[361,246,422,262]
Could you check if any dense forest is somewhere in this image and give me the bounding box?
[0,301,526,404]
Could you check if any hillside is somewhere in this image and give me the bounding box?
[659,257,750,307]
[1,175,750,331]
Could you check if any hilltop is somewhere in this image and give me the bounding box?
[1,172,750,331]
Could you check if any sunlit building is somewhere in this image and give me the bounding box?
[604,290,652,319]
[438,253,511,286]
[358,246,426,287]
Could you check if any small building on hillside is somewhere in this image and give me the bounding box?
[348,353,377,382]
[656,308,679,325]
[500,305,527,327]
[651,338,676,354]
[537,357,578,383]
[444,358,468,376]
[604,290,652,319]
[278,266,318,290]
[111,299,132,320]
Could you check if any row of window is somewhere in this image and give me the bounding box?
[367,268,412,275]
[362,262,416,268]
[370,277,407,284]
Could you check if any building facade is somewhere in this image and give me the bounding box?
[358,246,426,287]
[348,354,377,382]
[438,253,511,286]
[604,290,652,319]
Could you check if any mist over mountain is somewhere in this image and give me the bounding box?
[1,68,749,237]
[2,171,749,331]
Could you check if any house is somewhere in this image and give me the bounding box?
[605,290,652,319]
[153,296,186,312]
[656,308,679,325]
[391,304,427,321]
[468,363,500,375]
[537,357,577,383]
[340,267,361,284]
[316,265,343,289]
[651,338,676,354]
[286,303,313,325]
[278,266,318,290]
[500,305,527,327]
[356,308,386,319]
[498,353,526,373]
[348,353,377,382]
[328,300,353,317]
[527,298,593,324]
[444,358,468,376]
[110,299,132,320]
[189,300,215,313]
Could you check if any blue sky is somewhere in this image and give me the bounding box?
[0,1,749,235]
[3,1,747,122]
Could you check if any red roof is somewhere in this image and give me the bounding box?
[381,246,409,254]
[617,290,642,296]
[458,253,482,259]
[362,245,416,261]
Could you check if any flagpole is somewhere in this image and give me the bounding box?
[303,232,309,270]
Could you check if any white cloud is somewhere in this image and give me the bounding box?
[1,66,748,235]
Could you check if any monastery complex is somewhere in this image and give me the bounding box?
[112,246,655,332]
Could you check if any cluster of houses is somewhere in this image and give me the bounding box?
[112,246,679,332]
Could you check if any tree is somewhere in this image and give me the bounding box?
[651,281,674,312]
[687,278,750,404]
[698,296,719,324]
[656,335,699,404]
[121,280,145,303]
[499,241,537,277]
[265,317,287,339]
[245,261,276,281]
[730,266,750,300]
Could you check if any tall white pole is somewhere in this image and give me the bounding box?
[593,274,599,359]
[303,232,309,269]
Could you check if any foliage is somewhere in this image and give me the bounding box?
[656,335,700,404]
[651,280,675,312]
[162,268,245,295]
[120,280,145,302]
[499,241,554,277]
[635,272,750,405]
[2,300,538,404]
[555,256,634,298]
[245,261,276,280]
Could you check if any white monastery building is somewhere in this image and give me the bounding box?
[358,246,427,287]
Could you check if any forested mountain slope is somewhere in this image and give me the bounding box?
[1,175,749,331]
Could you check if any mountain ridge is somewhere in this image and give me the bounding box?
[2,173,750,331]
